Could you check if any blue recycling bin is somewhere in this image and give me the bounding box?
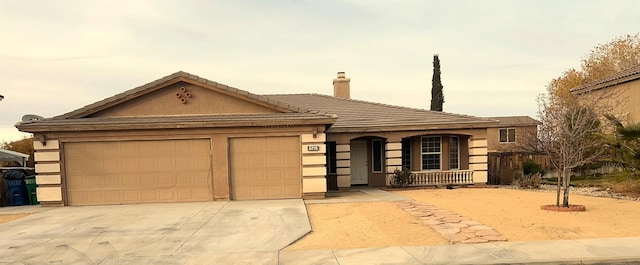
[6,179,29,206]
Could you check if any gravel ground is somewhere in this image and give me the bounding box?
[502,184,640,201]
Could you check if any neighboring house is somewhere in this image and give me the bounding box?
[486,116,541,153]
[571,64,640,124]
[17,71,499,206]
[484,116,543,185]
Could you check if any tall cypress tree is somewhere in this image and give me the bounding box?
[430,54,444,111]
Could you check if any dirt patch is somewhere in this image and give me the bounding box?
[285,201,447,250]
[0,213,32,224]
[396,188,640,241]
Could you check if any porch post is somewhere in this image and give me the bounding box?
[33,140,64,207]
[385,141,403,186]
[335,143,351,190]
[469,137,489,184]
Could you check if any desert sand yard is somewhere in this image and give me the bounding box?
[287,188,640,250]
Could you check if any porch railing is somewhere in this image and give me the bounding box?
[388,170,474,187]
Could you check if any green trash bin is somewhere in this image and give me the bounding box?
[24,176,38,205]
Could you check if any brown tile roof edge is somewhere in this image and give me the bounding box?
[53,71,327,120]
[486,116,541,127]
[267,93,498,123]
[570,64,640,94]
[16,113,337,132]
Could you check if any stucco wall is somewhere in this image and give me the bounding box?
[89,82,280,118]
[486,125,538,153]
[576,79,640,124]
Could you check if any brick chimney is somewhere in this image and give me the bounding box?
[333,72,350,99]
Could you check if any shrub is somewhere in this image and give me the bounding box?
[390,167,413,188]
[516,173,542,189]
[523,159,545,175]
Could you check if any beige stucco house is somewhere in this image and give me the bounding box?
[17,71,499,206]
[571,64,640,124]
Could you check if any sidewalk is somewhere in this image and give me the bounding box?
[279,237,640,264]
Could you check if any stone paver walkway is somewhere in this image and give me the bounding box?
[395,201,508,244]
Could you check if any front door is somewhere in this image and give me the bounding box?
[350,140,368,185]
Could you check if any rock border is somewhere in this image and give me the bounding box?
[540,204,586,212]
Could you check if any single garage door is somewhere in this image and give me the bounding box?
[64,139,212,206]
[230,136,301,200]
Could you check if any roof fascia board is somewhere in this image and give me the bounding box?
[17,117,337,132]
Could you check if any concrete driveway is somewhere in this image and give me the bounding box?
[0,200,310,264]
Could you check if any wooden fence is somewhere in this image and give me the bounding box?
[487,152,550,185]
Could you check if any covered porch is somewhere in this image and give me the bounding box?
[325,130,488,190]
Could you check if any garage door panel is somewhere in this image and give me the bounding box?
[193,157,210,170]
[85,159,104,173]
[65,139,213,205]
[156,157,175,170]
[102,143,120,156]
[138,142,156,155]
[122,191,139,202]
[103,159,121,173]
[230,136,301,200]
[121,159,139,171]
[139,158,155,170]
[140,173,158,185]
[156,141,174,155]
[86,191,106,204]
[158,188,175,200]
[140,190,158,202]
[175,157,193,170]
[103,175,122,188]
[177,188,200,200]
[105,190,121,202]
[193,172,210,184]
[175,172,193,185]
[85,176,105,189]
[158,173,176,185]
[122,174,140,186]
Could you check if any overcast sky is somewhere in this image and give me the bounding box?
[1,0,639,142]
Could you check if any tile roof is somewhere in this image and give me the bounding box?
[570,64,640,94]
[268,94,497,132]
[486,116,540,127]
[17,71,501,133]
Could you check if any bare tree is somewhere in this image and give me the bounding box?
[537,91,616,207]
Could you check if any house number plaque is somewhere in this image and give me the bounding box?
[307,145,320,151]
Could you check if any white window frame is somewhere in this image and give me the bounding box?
[499,128,517,143]
[421,136,442,170]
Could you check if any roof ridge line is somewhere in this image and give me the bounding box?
[311,93,492,120]
[54,71,324,119]
[571,64,640,93]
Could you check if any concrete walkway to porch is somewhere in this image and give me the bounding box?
[304,187,412,204]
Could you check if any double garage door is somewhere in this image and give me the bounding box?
[64,137,301,205]
[64,139,213,206]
